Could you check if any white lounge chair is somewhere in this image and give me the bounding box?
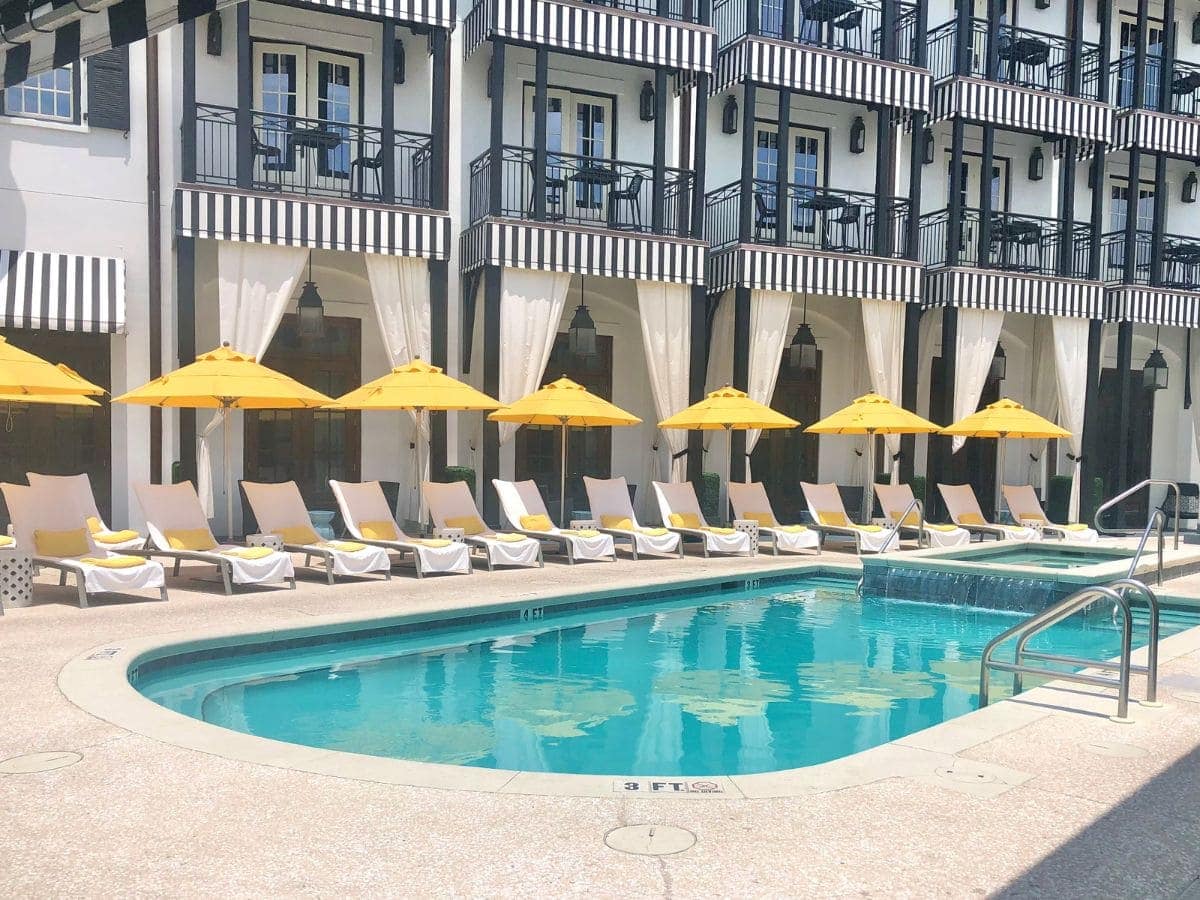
[27,472,146,552]
[329,480,472,577]
[652,481,753,557]
[582,476,682,559]
[133,481,296,593]
[493,479,615,564]
[1001,483,1099,543]
[799,482,900,554]
[422,480,542,570]
[242,481,393,584]
[727,481,820,556]
[2,482,166,608]
[938,483,1040,542]
[874,482,970,549]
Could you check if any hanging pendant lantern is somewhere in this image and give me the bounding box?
[568,276,597,358]
[296,253,326,338]
[1144,327,1169,390]
[988,342,1007,383]
[788,294,818,372]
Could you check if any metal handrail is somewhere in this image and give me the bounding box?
[880,497,924,552]
[1093,478,1179,584]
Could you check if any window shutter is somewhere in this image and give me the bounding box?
[86,47,130,132]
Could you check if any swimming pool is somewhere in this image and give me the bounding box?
[133,574,1182,777]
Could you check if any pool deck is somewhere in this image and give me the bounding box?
[5,544,1200,897]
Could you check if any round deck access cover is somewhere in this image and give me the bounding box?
[605,824,696,856]
[0,751,82,774]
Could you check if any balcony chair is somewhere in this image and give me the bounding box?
[831,9,863,53]
[350,148,385,202]
[607,172,644,231]
[996,34,1051,89]
[754,192,777,242]
[800,0,858,46]
[829,203,862,251]
[1161,482,1200,532]
[251,129,284,191]
[527,161,566,220]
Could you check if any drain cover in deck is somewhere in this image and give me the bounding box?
[605,824,695,856]
[0,751,81,774]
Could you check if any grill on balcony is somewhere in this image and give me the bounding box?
[712,0,921,62]
[704,179,909,256]
[193,103,433,206]
[468,146,694,237]
[1101,230,1200,289]
[919,208,1093,278]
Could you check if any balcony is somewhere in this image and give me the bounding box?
[928,18,1100,99]
[193,104,433,207]
[468,146,694,238]
[470,0,702,23]
[1109,56,1200,116]
[704,180,908,256]
[712,0,920,63]
[919,208,1093,279]
[1100,230,1200,289]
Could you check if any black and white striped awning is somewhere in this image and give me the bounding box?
[1105,285,1200,327]
[461,218,706,284]
[932,78,1114,144]
[712,37,931,112]
[175,187,452,260]
[923,268,1104,319]
[1112,109,1200,160]
[707,246,922,304]
[0,248,125,333]
[464,0,716,73]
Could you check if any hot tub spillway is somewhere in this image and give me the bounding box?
[860,559,1081,613]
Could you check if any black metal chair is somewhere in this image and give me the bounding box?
[527,161,566,220]
[832,9,863,53]
[607,172,644,231]
[251,129,284,191]
[350,148,385,201]
[754,192,777,242]
[1162,482,1200,531]
[829,203,861,251]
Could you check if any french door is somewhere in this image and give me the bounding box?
[948,153,1008,259]
[1117,12,1165,107]
[1107,177,1155,276]
[523,87,613,214]
[753,124,824,235]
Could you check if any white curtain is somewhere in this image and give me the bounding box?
[951,308,1005,452]
[1028,316,1059,490]
[745,290,793,478]
[365,254,432,521]
[636,280,692,482]
[704,293,735,476]
[497,267,572,444]
[198,242,308,519]
[861,298,906,482]
[1052,316,1089,522]
[1191,332,1200,473]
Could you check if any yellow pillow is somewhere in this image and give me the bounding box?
[274,525,322,545]
[494,532,528,543]
[817,511,848,527]
[325,540,367,552]
[777,524,807,533]
[0,535,13,547]
[1020,512,1048,523]
[520,514,554,531]
[417,538,452,548]
[445,515,487,536]
[703,526,736,535]
[221,546,274,560]
[93,529,141,545]
[85,515,103,534]
[853,524,883,532]
[359,520,398,541]
[34,527,90,557]
[926,524,959,532]
[743,512,776,527]
[573,529,600,538]
[958,513,986,526]
[891,509,921,527]
[165,528,217,551]
[669,512,703,529]
[601,515,634,530]
[1063,523,1091,531]
[80,555,145,569]
[639,527,669,536]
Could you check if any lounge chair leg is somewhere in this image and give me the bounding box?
[221,563,233,596]
[173,559,182,577]
[159,586,169,602]
[288,577,296,590]
[537,547,544,568]
[59,570,68,586]
[326,562,336,586]
[76,578,88,609]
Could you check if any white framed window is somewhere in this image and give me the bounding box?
[2,65,78,124]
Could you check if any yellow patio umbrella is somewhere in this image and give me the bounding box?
[806,392,941,521]
[332,358,502,523]
[940,398,1070,517]
[658,386,799,496]
[0,364,102,407]
[0,335,105,396]
[489,376,642,523]
[114,343,335,538]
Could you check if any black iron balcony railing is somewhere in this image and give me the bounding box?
[705,179,910,256]
[1101,230,1200,288]
[928,18,1101,99]
[469,145,694,237]
[713,0,920,63]
[920,208,1093,278]
[1109,55,1200,116]
[194,103,433,206]
[469,0,699,23]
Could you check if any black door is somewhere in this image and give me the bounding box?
[1096,367,1154,527]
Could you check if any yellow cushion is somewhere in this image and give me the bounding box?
[273,525,322,545]
[1063,523,1091,531]
[817,511,848,527]
[417,539,452,548]
[520,514,555,531]
[601,515,634,530]
[325,540,367,552]
[359,520,398,541]
[1019,512,1048,523]
[85,516,103,534]
[445,515,487,536]
[93,529,141,545]
[776,524,808,533]
[958,513,986,526]
[165,528,217,551]
[926,524,959,532]
[743,511,776,527]
[493,533,528,543]
[851,524,884,533]
[572,529,600,538]
[891,509,922,527]
[0,535,13,547]
[34,527,90,557]
[703,526,736,535]
[221,546,274,560]
[80,555,145,569]
[639,527,669,536]
[669,512,703,529]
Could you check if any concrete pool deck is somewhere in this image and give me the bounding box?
[4,545,1200,896]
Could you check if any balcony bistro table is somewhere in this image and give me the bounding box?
[998,36,1052,89]
[989,217,1042,272]
[1162,241,1200,288]
[570,164,621,225]
[796,192,847,249]
[287,126,345,184]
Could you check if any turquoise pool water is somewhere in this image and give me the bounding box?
[135,576,1186,777]
[959,546,1133,570]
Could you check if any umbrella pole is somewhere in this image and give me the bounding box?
[416,407,426,531]
[559,418,568,526]
[864,430,877,524]
[223,401,234,541]
[996,436,1006,521]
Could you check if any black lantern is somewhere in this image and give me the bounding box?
[206,11,222,56]
[788,294,818,372]
[849,116,866,154]
[639,81,656,122]
[568,277,597,358]
[1035,0,1050,8]
[394,39,406,84]
[1028,145,1044,181]
[1192,13,1200,44]
[296,254,325,338]
[721,95,739,134]
[988,342,1007,383]
[922,127,935,165]
[1088,158,1098,189]
[1144,327,1169,390]
[1184,172,1198,203]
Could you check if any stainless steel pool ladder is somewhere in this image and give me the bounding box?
[879,497,925,552]
[978,578,1161,721]
[1094,478,1180,585]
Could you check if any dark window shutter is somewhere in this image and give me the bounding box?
[86,46,130,132]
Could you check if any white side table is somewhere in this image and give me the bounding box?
[732,519,760,554]
[0,549,34,613]
[433,527,466,543]
[246,533,283,551]
[570,519,600,531]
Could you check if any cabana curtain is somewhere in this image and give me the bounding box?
[636,280,692,482]
[498,268,572,444]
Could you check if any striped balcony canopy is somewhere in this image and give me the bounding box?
[0,248,126,333]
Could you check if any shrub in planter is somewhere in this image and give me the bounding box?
[1046,475,1073,524]
[697,472,721,522]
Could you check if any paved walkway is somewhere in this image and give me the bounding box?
[3,551,1200,897]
